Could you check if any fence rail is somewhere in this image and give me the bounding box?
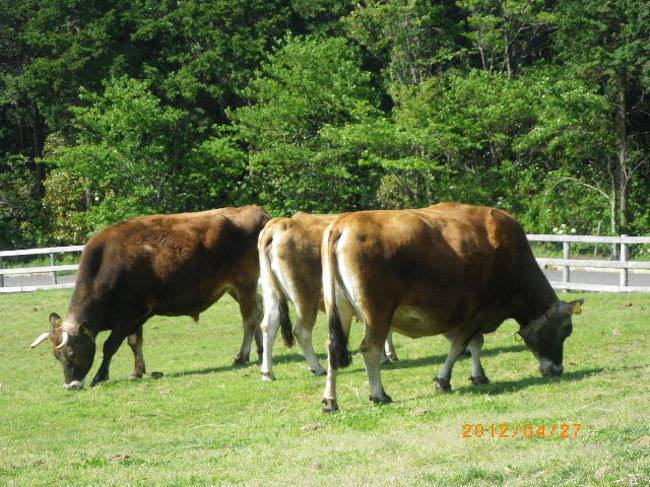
[1,236,650,293]
[0,245,84,293]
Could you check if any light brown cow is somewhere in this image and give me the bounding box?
[30,206,269,389]
[321,202,583,411]
[258,212,397,381]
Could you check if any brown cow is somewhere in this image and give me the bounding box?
[30,206,269,389]
[321,202,583,411]
[257,212,397,381]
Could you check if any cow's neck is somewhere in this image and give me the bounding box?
[512,265,559,329]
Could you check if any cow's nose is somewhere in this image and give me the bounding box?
[64,380,84,390]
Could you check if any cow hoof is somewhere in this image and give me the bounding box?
[232,355,249,366]
[322,398,339,413]
[261,372,275,382]
[434,377,452,393]
[129,373,143,380]
[370,394,393,405]
[310,367,327,377]
[469,375,489,385]
[90,377,107,387]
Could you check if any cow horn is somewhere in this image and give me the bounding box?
[56,331,70,349]
[30,332,51,348]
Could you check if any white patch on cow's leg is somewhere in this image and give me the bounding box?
[322,364,338,412]
[466,334,489,385]
[381,332,398,364]
[260,291,282,381]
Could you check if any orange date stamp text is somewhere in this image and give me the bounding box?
[461,423,582,439]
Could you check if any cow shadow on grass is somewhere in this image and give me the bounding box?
[452,367,605,395]
[381,343,529,372]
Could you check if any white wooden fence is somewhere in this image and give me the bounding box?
[0,246,84,293]
[1,236,650,293]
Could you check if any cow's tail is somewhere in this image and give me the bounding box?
[322,224,352,369]
[277,295,294,348]
[258,226,295,348]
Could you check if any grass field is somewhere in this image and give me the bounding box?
[1,290,649,487]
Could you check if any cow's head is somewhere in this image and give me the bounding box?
[30,313,96,389]
[518,299,583,377]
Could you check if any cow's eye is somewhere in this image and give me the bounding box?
[66,350,75,358]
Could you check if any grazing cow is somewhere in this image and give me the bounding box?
[321,202,583,411]
[258,212,398,381]
[30,206,269,390]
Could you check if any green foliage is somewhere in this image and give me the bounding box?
[1,0,650,245]
[42,76,244,233]
[231,35,382,215]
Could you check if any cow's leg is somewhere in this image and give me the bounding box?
[90,330,128,386]
[233,286,263,365]
[127,326,146,379]
[322,300,354,413]
[260,290,282,381]
[294,302,325,376]
[467,333,489,385]
[435,329,477,392]
[381,331,398,365]
[361,322,393,405]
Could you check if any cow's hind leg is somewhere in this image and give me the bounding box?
[322,299,354,413]
[361,320,393,405]
[467,333,489,385]
[381,331,398,365]
[127,326,146,379]
[232,286,263,365]
[260,291,285,381]
[294,302,326,376]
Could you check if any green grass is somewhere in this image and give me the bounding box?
[2,290,649,486]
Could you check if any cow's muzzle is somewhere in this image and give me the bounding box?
[539,358,564,377]
[64,380,85,390]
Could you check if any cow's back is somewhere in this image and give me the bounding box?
[70,206,269,325]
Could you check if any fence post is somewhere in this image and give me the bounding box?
[0,257,3,288]
[562,241,571,290]
[619,235,628,290]
[50,252,58,285]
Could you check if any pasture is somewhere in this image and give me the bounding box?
[1,289,649,487]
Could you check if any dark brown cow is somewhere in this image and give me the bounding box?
[321,202,583,411]
[30,206,269,389]
[257,212,397,381]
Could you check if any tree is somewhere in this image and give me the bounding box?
[551,0,650,233]
[230,35,382,215]
[43,76,245,234]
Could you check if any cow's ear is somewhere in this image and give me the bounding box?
[49,313,63,329]
[562,299,584,316]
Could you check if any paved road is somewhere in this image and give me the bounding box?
[4,268,650,290]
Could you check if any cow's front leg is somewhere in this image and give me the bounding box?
[233,288,263,365]
[127,327,146,379]
[435,330,476,392]
[91,331,127,386]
